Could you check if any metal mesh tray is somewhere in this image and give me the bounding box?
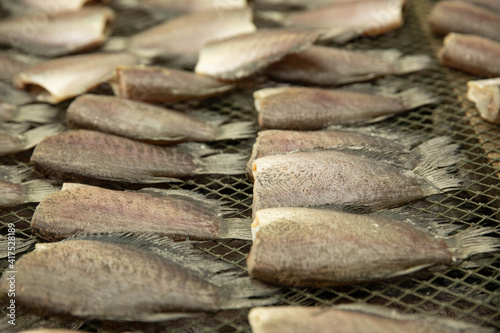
[1,0,500,331]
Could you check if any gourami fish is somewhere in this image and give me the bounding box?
[467,78,500,124]
[1,0,110,15]
[13,52,141,104]
[67,94,254,143]
[252,137,461,215]
[438,33,500,77]
[247,207,499,287]
[0,122,63,156]
[429,1,500,43]
[195,29,320,81]
[265,46,432,86]
[32,183,252,241]
[111,65,235,102]
[248,305,497,333]
[0,7,115,57]
[254,86,438,130]
[31,130,247,183]
[0,233,278,321]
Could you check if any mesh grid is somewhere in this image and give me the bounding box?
[1,0,500,331]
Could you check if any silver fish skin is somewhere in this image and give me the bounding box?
[67,94,254,143]
[255,86,438,130]
[247,207,499,287]
[30,130,247,183]
[13,52,141,104]
[429,1,500,43]
[0,123,63,156]
[0,233,278,321]
[1,0,111,15]
[0,7,115,57]
[32,183,252,241]
[467,78,500,124]
[438,33,500,78]
[265,46,432,86]
[249,305,498,333]
[111,65,235,102]
[195,29,320,81]
[252,137,461,215]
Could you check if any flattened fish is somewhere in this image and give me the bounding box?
[111,65,235,102]
[265,46,432,85]
[0,123,64,156]
[429,1,500,42]
[467,78,500,124]
[255,86,438,130]
[195,29,319,81]
[249,305,497,333]
[247,207,499,287]
[0,7,115,57]
[0,233,278,321]
[31,130,247,183]
[252,137,461,215]
[67,94,254,143]
[13,52,141,104]
[32,183,252,241]
[438,33,500,77]
[1,0,110,15]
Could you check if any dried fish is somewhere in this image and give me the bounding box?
[195,29,320,81]
[13,52,141,104]
[0,123,64,156]
[467,78,500,124]
[1,0,110,15]
[254,0,339,10]
[0,7,115,57]
[0,52,40,81]
[252,137,461,215]
[0,102,60,123]
[0,233,278,321]
[32,183,252,241]
[249,305,498,332]
[0,81,36,106]
[429,1,500,42]
[0,235,36,259]
[114,0,246,16]
[247,207,499,287]
[67,94,254,143]
[438,33,500,77]
[255,86,438,130]
[462,0,500,13]
[31,130,247,183]
[111,65,236,102]
[265,46,432,86]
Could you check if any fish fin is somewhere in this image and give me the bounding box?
[198,153,247,175]
[219,277,281,309]
[316,27,363,44]
[219,218,253,240]
[216,121,256,141]
[20,123,65,150]
[449,227,500,261]
[188,110,229,127]
[0,81,35,105]
[177,142,219,157]
[0,122,30,134]
[0,235,36,259]
[13,104,61,123]
[396,54,433,74]
[0,165,33,183]
[20,179,60,203]
[396,87,440,110]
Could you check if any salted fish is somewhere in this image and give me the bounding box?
[429,1,500,43]
[1,0,110,15]
[249,305,497,333]
[0,165,60,207]
[13,52,141,104]
[0,52,40,81]
[0,233,278,321]
[265,46,432,85]
[67,94,254,143]
[32,183,252,241]
[467,78,500,124]
[195,29,320,81]
[111,65,236,102]
[0,7,115,57]
[438,33,500,78]
[258,0,406,43]
[0,123,64,156]
[31,130,247,183]
[247,207,499,287]
[252,137,461,215]
[255,86,438,130]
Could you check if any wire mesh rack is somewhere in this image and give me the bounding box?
[1,0,500,332]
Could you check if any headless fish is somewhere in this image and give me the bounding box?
[247,207,500,287]
[438,33,500,77]
[31,130,247,183]
[32,183,252,241]
[265,46,432,86]
[67,94,254,143]
[252,137,462,215]
[1,0,110,15]
[0,233,278,321]
[13,52,141,104]
[467,78,500,124]
[195,29,320,81]
[255,86,438,130]
[249,305,498,333]
[111,65,236,102]
[0,122,63,156]
[0,7,115,57]
[429,1,500,43]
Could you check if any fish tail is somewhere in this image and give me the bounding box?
[0,165,32,183]
[397,54,433,74]
[396,88,440,110]
[219,218,253,240]
[450,227,500,261]
[20,179,60,204]
[219,277,281,309]
[198,153,247,175]
[216,121,256,141]
[21,123,65,150]
[14,104,60,123]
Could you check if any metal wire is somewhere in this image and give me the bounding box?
[1,0,499,331]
